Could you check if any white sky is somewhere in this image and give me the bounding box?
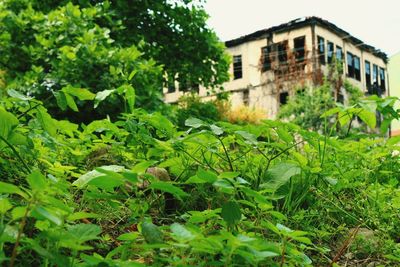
[204,0,400,57]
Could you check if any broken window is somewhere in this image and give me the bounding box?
[372,64,378,86]
[277,41,288,63]
[261,45,272,71]
[327,41,334,64]
[233,55,242,80]
[243,89,249,106]
[279,92,289,105]
[353,56,361,81]
[336,46,343,61]
[166,76,175,93]
[294,36,305,62]
[318,36,325,65]
[365,60,371,89]
[379,68,386,91]
[347,52,354,78]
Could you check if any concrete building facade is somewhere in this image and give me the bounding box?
[389,52,400,135]
[164,17,388,119]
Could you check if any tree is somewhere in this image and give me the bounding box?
[0,0,230,122]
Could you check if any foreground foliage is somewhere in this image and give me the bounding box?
[1,91,400,266]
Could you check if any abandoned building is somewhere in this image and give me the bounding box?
[164,16,389,118]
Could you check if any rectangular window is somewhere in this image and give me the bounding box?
[294,36,305,62]
[318,36,325,65]
[167,76,175,93]
[379,68,386,91]
[373,64,378,86]
[277,41,288,63]
[336,46,343,61]
[353,56,361,81]
[261,46,272,72]
[347,52,354,78]
[327,41,334,64]
[233,55,242,80]
[365,61,371,89]
[279,92,289,105]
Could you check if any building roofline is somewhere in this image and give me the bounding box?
[225,16,388,63]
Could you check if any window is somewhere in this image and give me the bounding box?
[277,41,288,63]
[353,56,361,81]
[318,36,325,65]
[372,64,378,86]
[365,61,371,89]
[336,46,343,61]
[327,41,334,64]
[261,46,272,72]
[294,36,305,62]
[379,68,386,91]
[279,92,289,105]
[233,55,242,80]
[167,76,175,93]
[347,52,354,77]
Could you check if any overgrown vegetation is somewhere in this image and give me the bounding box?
[1,1,400,266]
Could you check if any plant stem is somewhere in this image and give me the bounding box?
[9,202,31,267]
[0,135,31,174]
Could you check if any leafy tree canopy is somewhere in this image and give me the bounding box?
[0,0,230,122]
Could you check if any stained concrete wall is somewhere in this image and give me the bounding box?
[164,23,388,120]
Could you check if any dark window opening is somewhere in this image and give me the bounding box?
[318,36,325,65]
[365,60,371,89]
[167,77,175,93]
[279,92,289,105]
[336,46,343,61]
[294,36,305,62]
[277,41,288,63]
[347,52,354,78]
[379,68,386,91]
[233,55,242,80]
[243,90,249,106]
[261,46,272,72]
[372,64,378,86]
[327,41,334,64]
[353,56,361,81]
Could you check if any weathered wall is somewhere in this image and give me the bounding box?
[389,52,400,135]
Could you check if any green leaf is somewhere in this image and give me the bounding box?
[0,181,27,199]
[67,224,102,243]
[73,165,126,188]
[125,85,135,112]
[131,160,157,174]
[36,107,57,136]
[32,206,62,225]
[54,91,68,111]
[67,212,100,221]
[262,162,301,191]
[64,92,79,112]
[117,232,139,241]
[276,127,293,143]
[235,131,258,145]
[0,198,12,214]
[221,201,241,227]
[170,223,195,242]
[210,124,223,135]
[141,220,163,244]
[218,172,240,179]
[185,117,205,128]
[0,108,19,139]
[358,109,376,129]
[320,107,340,118]
[62,85,95,100]
[26,170,47,191]
[149,182,188,200]
[94,89,115,108]
[186,168,218,184]
[7,89,32,101]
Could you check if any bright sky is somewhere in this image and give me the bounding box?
[204,0,400,57]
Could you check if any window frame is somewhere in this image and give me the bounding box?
[233,55,243,80]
